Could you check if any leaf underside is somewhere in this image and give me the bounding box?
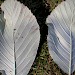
[47,0,75,74]
[0,0,40,75]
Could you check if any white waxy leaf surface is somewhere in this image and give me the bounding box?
[0,0,40,75]
[47,0,75,74]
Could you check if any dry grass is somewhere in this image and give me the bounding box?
[28,42,68,75]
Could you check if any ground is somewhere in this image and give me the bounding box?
[28,0,68,75]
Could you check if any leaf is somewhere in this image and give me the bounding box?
[46,0,75,75]
[0,0,40,75]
